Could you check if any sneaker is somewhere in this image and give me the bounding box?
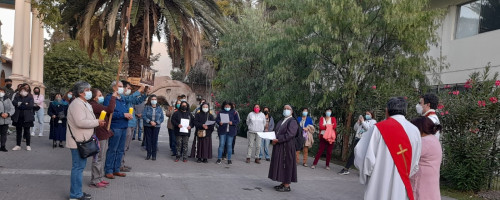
[31,132,35,136]
[12,146,21,151]
[197,158,202,163]
[246,158,250,163]
[38,133,43,137]
[325,166,330,170]
[303,163,308,167]
[266,158,271,161]
[26,146,31,151]
[222,157,227,161]
[120,167,131,172]
[276,186,291,192]
[0,147,7,152]
[113,172,126,177]
[100,180,110,185]
[310,165,316,169]
[183,158,188,162]
[227,160,232,165]
[175,157,180,162]
[338,168,350,175]
[216,159,222,164]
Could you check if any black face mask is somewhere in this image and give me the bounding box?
[180,106,188,111]
[34,91,40,95]
[263,111,269,115]
[6,84,12,89]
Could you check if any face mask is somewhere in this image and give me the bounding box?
[98,96,104,104]
[56,98,62,102]
[416,104,423,115]
[224,107,231,112]
[34,91,40,95]
[125,89,131,95]
[117,87,124,94]
[181,99,187,102]
[175,104,180,109]
[263,111,269,115]
[283,110,292,117]
[302,112,308,116]
[84,91,92,100]
[6,84,11,89]
[254,108,260,113]
[326,111,331,117]
[20,91,28,97]
[151,100,157,105]
[365,115,372,120]
[0,92,5,98]
[181,106,188,111]
[202,108,209,113]
[67,94,73,99]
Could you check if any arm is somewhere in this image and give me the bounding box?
[124,91,147,105]
[142,107,151,124]
[215,113,221,124]
[269,117,275,131]
[232,111,240,125]
[319,117,326,130]
[5,99,15,116]
[189,113,195,127]
[354,126,379,184]
[34,95,44,105]
[70,104,99,129]
[105,96,117,114]
[193,113,204,129]
[12,96,19,108]
[20,97,34,110]
[171,112,180,127]
[157,109,165,124]
[277,119,298,143]
[47,104,56,116]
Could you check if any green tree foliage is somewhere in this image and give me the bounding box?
[214,0,444,158]
[44,40,118,98]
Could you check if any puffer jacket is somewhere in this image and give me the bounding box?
[0,96,15,125]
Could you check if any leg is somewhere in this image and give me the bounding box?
[121,127,133,168]
[246,132,255,159]
[254,134,261,159]
[113,129,127,173]
[91,139,108,184]
[303,146,309,163]
[325,143,334,167]
[0,125,8,148]
[16,126,22,146]
[264,139,270,159]
[37,108,45,136]
[104,129,120,174]
[70,149,87,198]
[296,151,300,164]
[226,135,234,160]
[144,127,153,157]
[182,136,189,159]
[176,136,182,158]
[217,134,227,159]
[313,135,327,166]
[344,138,359,169]
[151,127,160,157]
[138,120,143,140]
[24,126,31,146]
[232,135,236,154]
[168,129,177,155]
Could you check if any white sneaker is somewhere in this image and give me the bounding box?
[12,146,21,151]
[31,132,35,136]
[38,133,43,137]
[26,146,31,151]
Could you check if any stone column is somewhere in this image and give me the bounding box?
[9,0,25,88]
[21,0,31,81]
[30,9,40,87]
[37,21,45,94]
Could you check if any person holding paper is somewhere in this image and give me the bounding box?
[246,104,266,164]
[171,101,194,162]
[142,95,165,161]
[48,93,68,149]
[259,107,274,161]
[215,102,240,165]
[268,104,299,192]
[193,103,215,163]
[88,88,117,188]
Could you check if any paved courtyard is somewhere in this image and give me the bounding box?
[0,120,456,200]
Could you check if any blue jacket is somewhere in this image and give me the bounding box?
[104,94,130,129]
[297,116,314,128]
[124,91,148,127]
[216,109,240,136]
[142,105,164,127]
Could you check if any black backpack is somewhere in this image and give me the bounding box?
[294,119,305,151]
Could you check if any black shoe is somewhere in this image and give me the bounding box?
[197,158,202,163]
[274,184,284,190]
[203,159,208,163]
[152,156,156,161]
[171,153,177,156]
[266,158,271,161]
[228,160,232,165]
[138,139,142,141]
[0,147,7,152]
[276,186,291,192]
[53,142,57,148]
[59,144,64,148]
[146,155,151,160]
[216,159,221,164]
[132,138,135,140]
[83,193,91,198]
[338,168,350,175]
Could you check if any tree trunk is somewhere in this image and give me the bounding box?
[341,92,356,161]
[128,13,154,78]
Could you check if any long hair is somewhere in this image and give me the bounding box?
[410,116,442,135]
[146,94,157,106]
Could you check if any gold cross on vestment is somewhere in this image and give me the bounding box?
[397,144,409,176]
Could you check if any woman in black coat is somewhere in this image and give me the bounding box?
[171,101,194,162]
[48,93,68,148]
[11,87,35,151]
[193,103,215,163]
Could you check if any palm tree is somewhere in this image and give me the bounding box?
[60,0,224,77]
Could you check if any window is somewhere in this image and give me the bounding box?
[455,0,500,39]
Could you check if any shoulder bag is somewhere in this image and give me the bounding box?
[197,114,209,138]
[68,124,100,158]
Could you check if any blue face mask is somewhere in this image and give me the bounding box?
[365,115,372,120]
[176,104,180,109]
[98,96,104,104]
[283,110,292,117]
[326,111,331,117]
[84,91,92,100]
[67,94,73,99]
[151,100,157,105]
[117,87,124,95]
[302,112,308,116]
[224,107,231,112]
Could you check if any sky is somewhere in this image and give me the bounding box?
[0,8,51,48]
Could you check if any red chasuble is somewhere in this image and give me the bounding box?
[375,118,415,200]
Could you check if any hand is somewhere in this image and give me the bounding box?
[98,120,106,127]
[229,121,233,125]
[137,114,142,118]
[360,117,364,122]
[178,124,183,128]
[112,91,119,97]
[138,84,145,93]
[124,113,133,120]
[146,86,153,94]
[272,139,278,145]
[219,122,223,126]
[150,121,157,126]
[187,126,191,130]
[202,125,208,129]
[1,113,7,119]
[52,115,56,119]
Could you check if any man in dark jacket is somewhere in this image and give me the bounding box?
[171,101,194,162]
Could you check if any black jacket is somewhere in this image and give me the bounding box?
[194,111,215,137]
[171,110,194,136]
[12,95,35,123]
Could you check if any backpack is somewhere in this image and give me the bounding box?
[294,119,305,151]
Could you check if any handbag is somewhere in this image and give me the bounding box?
[197,113,210,138]
[68,125,100,158]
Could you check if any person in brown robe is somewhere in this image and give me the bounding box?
[193,103,215,163]
[268,104,298,192]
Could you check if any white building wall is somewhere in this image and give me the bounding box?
[429,0,500,85]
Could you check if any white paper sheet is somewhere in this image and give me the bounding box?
[256,131,276,140]
[220,113,230,123]
[205,120,216,126]
[180,119,190,133]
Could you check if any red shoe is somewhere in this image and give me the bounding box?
[175,157,180,162]
[90,182,107,188]
[100,180,110,185]
[113,172,126,177]
[183,158,188,162]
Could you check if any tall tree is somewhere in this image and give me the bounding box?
[56,0,224,77]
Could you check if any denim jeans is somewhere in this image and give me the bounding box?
[168,129,177,155]
[133,119,143,139]
[34,108,44,135]
[105,128,127,174]
[70,149,87,198]
[218,134,234,160]
[259,138,271,159]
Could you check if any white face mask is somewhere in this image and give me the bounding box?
[416,104,423,115]
[20,91,28,97]
[0,92,5,98]
[125,89,131,95]
[117,87,124,94]
[202,108,209,113]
